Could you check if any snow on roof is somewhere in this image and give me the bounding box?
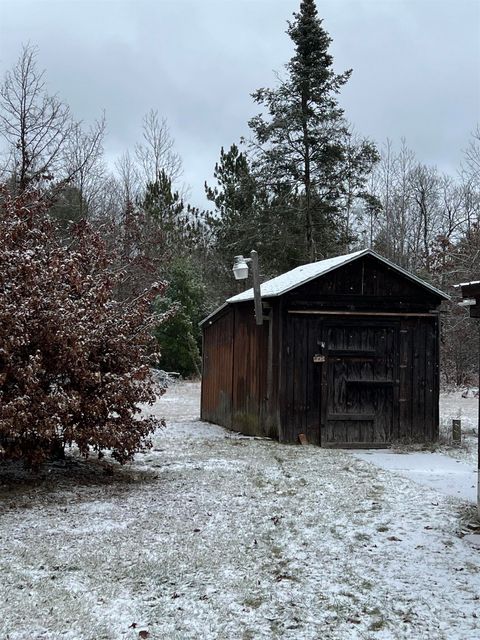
[455,280,480,288]
[200,249,449,326]
[226,248,449,304]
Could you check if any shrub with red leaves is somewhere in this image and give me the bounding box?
[0,188,167,467]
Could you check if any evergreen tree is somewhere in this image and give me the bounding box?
[139,172,209,375]
[154,257,207,378]
[48,185,87,242]
[205,145,261,265]
[247,0,378,263]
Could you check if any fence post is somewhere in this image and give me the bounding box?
[452,419,462,443]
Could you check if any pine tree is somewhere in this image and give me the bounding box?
[154,257,207,378]
[205,145,261,262]
[205,146,315,281]
[248,0,378,263]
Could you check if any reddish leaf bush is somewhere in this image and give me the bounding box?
[0,188,166,467]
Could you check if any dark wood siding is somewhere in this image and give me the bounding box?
[281,314,439,446]
[320,321,398,447]
[287,255,440,311]
[282,315,322,445]
[202,253,444,446]
[231,304,271,437]
[397,317,439,441]
[201,309,234,428]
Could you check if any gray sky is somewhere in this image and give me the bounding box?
[0,0,479,208]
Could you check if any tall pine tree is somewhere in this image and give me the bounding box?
[248,0,378,263]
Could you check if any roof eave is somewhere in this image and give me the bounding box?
[198,302,229,327]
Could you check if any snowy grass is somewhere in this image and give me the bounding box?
[0,382,479,639]
[438,392,478,464]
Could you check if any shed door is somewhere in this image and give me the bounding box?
[320,322,398,447]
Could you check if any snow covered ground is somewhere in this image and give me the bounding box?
[0,383,479,640]
[439,391,478,464]
[349,389,479,504]
[352,449,477,502]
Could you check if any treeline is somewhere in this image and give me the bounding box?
[0,45,210,378]
[356,137,480,386]
[1,0,479,386]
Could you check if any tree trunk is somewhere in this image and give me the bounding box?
[301,91,314,262]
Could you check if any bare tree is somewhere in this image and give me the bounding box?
[460,126,480,235]
[115,150,141,208]
[0,45,74,192]
[377,139,396,259]
[391,139,415,266]
[61,114,107,218]
[135,109,182,185]
[409,163,440,272]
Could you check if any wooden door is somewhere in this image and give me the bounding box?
[320,321,399,447]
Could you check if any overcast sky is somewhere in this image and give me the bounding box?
[0,0,479,208]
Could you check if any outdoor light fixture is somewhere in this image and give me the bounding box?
[232,255,249,280]
[232,250,263,325]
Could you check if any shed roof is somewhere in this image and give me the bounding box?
[227,249,449,304]
[454,280,480,301]
[200,249,449,327]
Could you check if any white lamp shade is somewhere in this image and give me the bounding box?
[233,255,249,280]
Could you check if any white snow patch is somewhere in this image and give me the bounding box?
[464,534,480,549]
[351,449,477,502]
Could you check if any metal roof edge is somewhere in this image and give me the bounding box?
[455,280,480,288]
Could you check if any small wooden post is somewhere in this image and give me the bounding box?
[452,419,461,443]
[456,280,480,519]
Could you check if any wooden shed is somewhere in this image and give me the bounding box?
[200,249,449,447]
